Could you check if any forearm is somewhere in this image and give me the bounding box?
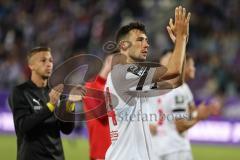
[175,117,198,133]
[56,101,76,134]
[175,105,205,133]
[155,73,183,90]
[166,36,187,77]
[152,36,187,84]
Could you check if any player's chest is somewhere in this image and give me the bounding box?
[25,88,50,112]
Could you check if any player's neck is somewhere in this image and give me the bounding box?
[126,56,138,64]
[31,73,48,88]
[120,51,135,64]
[126,54,145,64]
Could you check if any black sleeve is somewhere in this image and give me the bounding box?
[59,121,75,135]
[9,87,52,134]
[55,98,75,135]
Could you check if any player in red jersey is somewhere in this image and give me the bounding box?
[83,54,114,160]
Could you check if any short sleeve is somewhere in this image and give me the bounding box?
[110,64,156,95]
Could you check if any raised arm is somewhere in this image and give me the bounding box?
[153,6,191,86]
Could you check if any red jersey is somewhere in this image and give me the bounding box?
[83,75,111,159]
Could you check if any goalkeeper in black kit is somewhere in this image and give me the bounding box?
[8,47,84,160]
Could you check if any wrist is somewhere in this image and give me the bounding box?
[66,101,75,112]
[175,35,188,45]
[47,102,55,112]
[176,34,188,40]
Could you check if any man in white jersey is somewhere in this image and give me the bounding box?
[149,52,221,160]
[105,6,191,160]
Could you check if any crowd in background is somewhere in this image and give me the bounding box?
[0,0,239,104]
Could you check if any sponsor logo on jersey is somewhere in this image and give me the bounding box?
[33,105,42,110]
[127,65,147,77]
[110,130,119,142]
[33,98,40,105]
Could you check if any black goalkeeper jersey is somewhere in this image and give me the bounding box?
[8,80,74,160]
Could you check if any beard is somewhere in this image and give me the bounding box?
[129,54,146,63]
[41,72,51,80]
[34,69,51,80]
[41,75,50,80]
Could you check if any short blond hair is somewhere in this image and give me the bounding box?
[27,47,51,63]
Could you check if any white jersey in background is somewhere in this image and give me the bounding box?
[148,83,194,159]
[105,63,159,160]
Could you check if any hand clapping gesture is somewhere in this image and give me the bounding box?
[167,6,191,43]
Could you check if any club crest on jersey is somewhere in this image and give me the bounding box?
[175,95,184,104]
[127,65,147,77]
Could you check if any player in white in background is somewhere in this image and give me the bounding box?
[105,6,191,160]
[149,52,221,160]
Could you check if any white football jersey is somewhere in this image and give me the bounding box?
[105,63,160,160]
[148,83,194,156]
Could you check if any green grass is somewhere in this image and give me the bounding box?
[0,134,240,160]
[192,144,240,160]
[0,134,89,160]
[62,137,89,160]
[0,135,17,160]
